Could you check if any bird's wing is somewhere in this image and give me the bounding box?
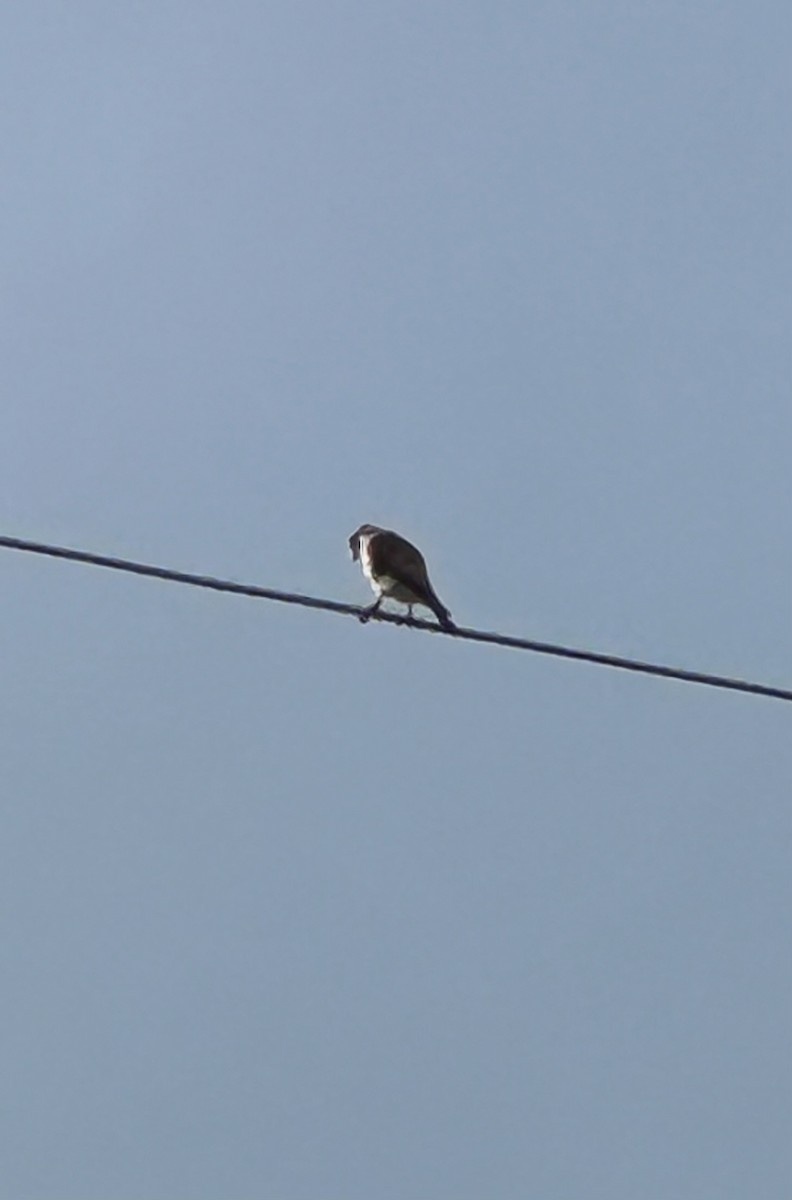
[368,530,430,592]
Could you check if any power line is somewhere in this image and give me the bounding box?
[1,532,790,705]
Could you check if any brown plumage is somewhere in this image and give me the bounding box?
[349,524,454,629]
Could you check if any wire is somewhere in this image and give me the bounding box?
[1,533,790,705]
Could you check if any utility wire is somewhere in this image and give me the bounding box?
[1,533,790,705]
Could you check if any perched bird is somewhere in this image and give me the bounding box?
[349,523,455,629]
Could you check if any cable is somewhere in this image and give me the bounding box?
[1,533,790,705]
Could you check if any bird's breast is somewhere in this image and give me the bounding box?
[359,540,380,594]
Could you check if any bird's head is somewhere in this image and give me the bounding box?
[348,524,381,561]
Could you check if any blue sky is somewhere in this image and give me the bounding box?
[3,4,791,1197]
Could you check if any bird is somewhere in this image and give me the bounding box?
[348,524,455,629]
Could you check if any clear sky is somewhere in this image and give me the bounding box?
[3,3,791,1197]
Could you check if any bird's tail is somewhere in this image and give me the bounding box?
[429,592,455,631]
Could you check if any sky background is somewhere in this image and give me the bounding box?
[2,3,791,1197]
